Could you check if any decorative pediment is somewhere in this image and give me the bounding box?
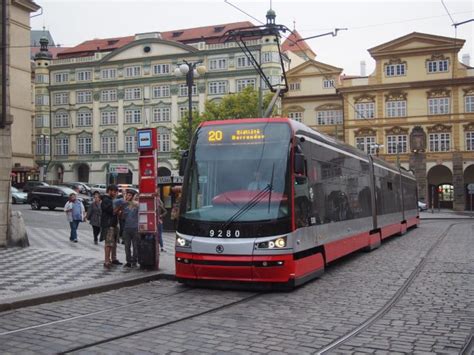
[354,127,376,137]
[463,123,474,131]
[462,87,474,96]
[100,128,118,136]
[124,127,137,135]
[385,126,409,135]
[286,105,305,112]
[427,124,451,133]
[385,57,407,66]
[286,59,342,77]
[384,91,407,101]
[427,53,448,62]
[315,103,342,111]
[354,94,375,103]
[426,88,450,98]
[77,130,92,138]
[123,103,141,109]
[77,106,92,112]
[99,105,117,111]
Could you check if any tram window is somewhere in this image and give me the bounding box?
[387,181,393,190]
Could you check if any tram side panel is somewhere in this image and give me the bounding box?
[402,176,419,228]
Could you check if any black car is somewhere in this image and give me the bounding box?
[27,186,91,211]
[22,181,49,193]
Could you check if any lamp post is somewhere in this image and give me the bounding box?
[39,134,46,181]
[174,61,206,143]
[369,143,383,157]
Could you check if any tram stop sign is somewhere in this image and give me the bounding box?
[468,183,474,194]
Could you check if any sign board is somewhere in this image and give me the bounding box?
[468,183,474,192]
[157,176,184,185]
[137,129,157,150]
[109,163,129,174]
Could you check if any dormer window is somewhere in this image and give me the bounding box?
[107,40,119,46]
[426,55,449,73]
[214,26,225,33]
[172,31,183,38]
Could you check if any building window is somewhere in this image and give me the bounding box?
[387,135,408,154]
[36,136,50,156]
[236,79,256,92]
[385,63,406,77]
[101,111,117,125]
[428,97,450,115]
[153,64,170,75]
[125,133,137,153]
[179,84,197,97]
[35,114,49,128]
[35,74,49,84]
[158,130,171,152]
[323,79,335,89]
[101,134,117,154]
[124,87,142,100]
[209,58,228,71]
[125,65,141,77]
[77,70,92,82]
[54,92,69,105]
[152,85,170,98]
[429,132,451,152]
[356,136,376,154]
[54,112,69,128]
[262,52,279,63]
[76,90,92,104]
[236,56,252,68]
[100,89,117,102]
[465,96,474,113]
[101,68,117,80]
[77,111,92,127]
[153,107,171,122]
[289,82,300,91]
[179,105,198,119]
[54,72,69,83]
[124,108,142,124]
[35,94,49,106]
[466,131,474,151]
[209,81,227,95]
[427,59,449,73]
[385,100,407,117]
[55,137,69,156]
[77,136,92,155]
[288,112,303,122]
[317,110,343,125]
[355,102,375,119]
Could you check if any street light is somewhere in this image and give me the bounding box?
[174,60,206,143]
[369,143,383,157]
[39,134,46,181]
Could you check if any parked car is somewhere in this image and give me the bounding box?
[22,181,49,193]
[90,183,107,195]
[418,201,428,211]
[59,182,92,196]
[11,187,27,204]
[27,186,91,211]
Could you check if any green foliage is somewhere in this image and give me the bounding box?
[172,87,274,156]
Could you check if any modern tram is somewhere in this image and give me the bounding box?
[175,118,419,288]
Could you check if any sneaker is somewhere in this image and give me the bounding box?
[161,248,166,252]
[103,263,111,268]
[123,263,132,268]
[111,260,123,265]
[94,240,98,245]
[73,240,78,243]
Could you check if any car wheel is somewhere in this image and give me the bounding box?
[31,199,41,210]
[12,197,16,204]
[48,206,55,211]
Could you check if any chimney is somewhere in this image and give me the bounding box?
[462,53,470,66]
[360,60,366,76]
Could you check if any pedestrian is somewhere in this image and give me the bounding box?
[86,191,102,244]
[64,192,85,243]
[157,191,167,252]
[100,184,123,268]
[122,190,139,268]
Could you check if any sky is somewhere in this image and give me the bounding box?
[30,0,474,75]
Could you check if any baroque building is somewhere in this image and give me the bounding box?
[34,20,291,185]
[339,32,474,211]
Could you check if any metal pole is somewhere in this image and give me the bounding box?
[186,62,194,144]
[1,0,7,128]
[470,193,472,218]
[431,186,434,214]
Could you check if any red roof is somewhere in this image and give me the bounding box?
[281,30,316,58]
[56,21,254,59]
[31,46,70,59]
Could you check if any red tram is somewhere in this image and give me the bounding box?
[175,118,419,288]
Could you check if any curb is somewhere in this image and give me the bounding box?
[421,217,474,220]
[0,271,176,313]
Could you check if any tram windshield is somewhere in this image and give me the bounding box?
[182,122,291,223]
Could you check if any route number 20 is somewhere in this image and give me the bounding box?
[208,130,223,142]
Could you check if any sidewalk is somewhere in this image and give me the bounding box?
[420,208,474,219]
[0,226,176,311]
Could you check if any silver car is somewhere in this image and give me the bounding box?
[90,183,107,195]
[11,187,27,204]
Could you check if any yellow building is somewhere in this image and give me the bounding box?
[340,32,474,211]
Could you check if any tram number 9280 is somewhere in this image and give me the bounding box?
[209,229,240,238]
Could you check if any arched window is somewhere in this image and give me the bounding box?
[157,127,170,153]
[101,131,117,154]
[124,129,137,154]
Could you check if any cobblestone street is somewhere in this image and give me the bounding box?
[0,220,472,354]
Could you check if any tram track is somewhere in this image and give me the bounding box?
[315,222,466,355]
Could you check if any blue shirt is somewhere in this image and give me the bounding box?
[72,200,83,221]
[123,203,139,231]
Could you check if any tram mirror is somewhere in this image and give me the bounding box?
[294,153,305,175]
[179,150,189,176]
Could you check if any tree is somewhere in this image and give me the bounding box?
[172,87,273,156]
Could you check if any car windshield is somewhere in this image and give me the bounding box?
[11,187,19,193]
[182,122,291,223]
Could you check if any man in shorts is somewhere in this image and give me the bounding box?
[100,184,123,268]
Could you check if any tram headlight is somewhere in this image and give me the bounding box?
[255,236,287,249]
[176,236,191,248]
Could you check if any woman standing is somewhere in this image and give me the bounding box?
[86,192,102,244]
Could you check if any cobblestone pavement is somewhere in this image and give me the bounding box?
[0,220,472,354]
[0,205,175,301]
